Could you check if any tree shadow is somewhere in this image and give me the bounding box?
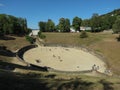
[0,46,16,57]
[116,36,120,41]
[0,36,16,40]
[57,79,94,90]
[99,79,114,90]
[0,60,48,72]
[0,70,49,90]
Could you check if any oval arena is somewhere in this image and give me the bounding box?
[23,46,106,73]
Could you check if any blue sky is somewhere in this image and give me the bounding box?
[0,0,120,29]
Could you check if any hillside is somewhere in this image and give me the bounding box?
[102,8,120,17]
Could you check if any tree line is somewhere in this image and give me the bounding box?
[0,9,120,36]
[39,9,120,33]
[39,17,82,32]
[0,14,30,36]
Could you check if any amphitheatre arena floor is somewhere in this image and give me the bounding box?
[23,46,106,73]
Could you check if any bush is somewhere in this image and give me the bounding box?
[25,35,35,44]
[39,34,46,39]
[80,31,88,38]
[116,34,120,41]
[38,31,46,39]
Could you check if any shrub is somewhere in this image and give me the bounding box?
[38,31,46,39]
[116,34,120,41]
[25,35,35,44]
[80,31,88,38]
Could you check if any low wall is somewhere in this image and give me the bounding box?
[48,67,92,74]
[16,44,38,66]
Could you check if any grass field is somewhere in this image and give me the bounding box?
[0,35,30,51]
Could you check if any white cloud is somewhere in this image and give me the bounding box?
[0,3,4,7]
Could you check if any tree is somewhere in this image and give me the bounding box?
[65,18,70,32]
[0,14,28,35]
[112,16,120,33]
[58,18,70,32]
[100,15,116,30]
[46,19,55,32]
[39,21,47,32]
[58,18,65,32]
[72,16,82,31]
[90,13,102,32]
[81,19,91,27]
[23,19,28,34]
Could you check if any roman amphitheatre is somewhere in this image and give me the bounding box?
[23,43,107,74]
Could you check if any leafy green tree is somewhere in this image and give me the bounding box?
[100,15,116,30]
[55,25,59,32]
[58,18,70,32]
[39,21,47,32]
[72,16,82,31]
[46,19,55,32]
[58,18,65,32]
[90,13,102,32]
[65,18,70,32]
[112,16,120,33]
[81,19,91,27]
[0,14,28,35]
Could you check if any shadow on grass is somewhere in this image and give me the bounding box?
[0,50,16,57]
[0,46,16,57]
[0,36,16,40]
[0,60,48,71]
[116,37,120,41]
[116,34,120,41]
[99,79,113,90]
[57,79,94,90]
[0,71,49,90]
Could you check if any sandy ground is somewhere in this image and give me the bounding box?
[23,46,106,73]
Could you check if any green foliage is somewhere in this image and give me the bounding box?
[90,13,102,32]
[46,19,55,32]
[65,18,70,32]
[81,19,91,27]
[38,31,46,39]
[26,28,32,35]
[0,30,4,36]
[58,18,65,32]
[39,19,55,32]
[80,31,88,38]
[72,16,82,31]
[58,18,70,32]
[25,35,35,44]
[39,34,46,39]
[112,16,120,33]
[37,9,120,33]
[39,21,47,32]
[0,14,28,35]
